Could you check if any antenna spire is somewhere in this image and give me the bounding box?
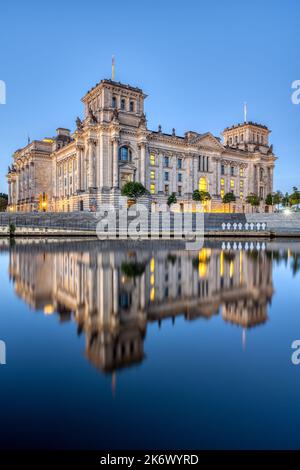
[243,102,247,123]
[112,55,115,81]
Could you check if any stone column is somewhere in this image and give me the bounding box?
[193,156,198,192]
[112,138,119,188]
[215,158,219,195]
[140,143,146,186]
[88,140,94,188]
[8,181,11,205]
[77,146,82,191]
[186,155,192,196]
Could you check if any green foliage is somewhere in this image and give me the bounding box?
[121,261,146,278]
[222,192,236,204]
[121,182,146,201]
[246,193,260,207]
[265,193,274,206]
[167,192,177,206]
[0,193,8,212]
[192,190,211,202]
[282,192,290,207]
[289,187,300,207]
[9,222,16,237]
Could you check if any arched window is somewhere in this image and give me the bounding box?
[118,146,132,162]
[129,101,135,112]
[121,98,125,110]
[112,96,117,108]
[199,177,207,192]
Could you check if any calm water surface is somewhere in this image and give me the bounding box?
[0,238,300,450]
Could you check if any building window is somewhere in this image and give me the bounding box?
[221,189,225,199]
[199,177,207,192]
[129,101,134,112]
[230,166,234,176]
[220,178,225,187]
[234,135,238,143]
[121,98,125,110]
[112,96,117,108]
[150,154,155,166]
[177,158,182,169]
[259,187,264,198]
[229,137,232,145]
[164,156,169,167]
[118,146,132,162]
[178,173,182,182]
[240,191,244,199]
[150,170,155,180]
[221,164,225,175]
[164,172,169,181]
[240,167,244,177]
[240,180,244,188]
[260,168,264,181]
[230,179,235,189]
[178,186,182,196]
[150,183,155,194]
[241,134,244,142]
[164,184,169,195]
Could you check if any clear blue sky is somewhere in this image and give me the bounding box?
[0,0,299,193]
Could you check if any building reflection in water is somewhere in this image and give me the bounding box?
[8,242,274,374]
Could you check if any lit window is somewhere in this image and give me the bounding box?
[150,258,155,273]
[150,183,155,194]
[221,189,225,198]
[150,154,155,166]
[240,180,244,188]
[150,287,155,301]
[230,179,235,189]
[240,167,244,177]
[199,177,207,192]
[220,178,225,187]
[240,191,244,199]
[129,101,134,112]
[150,170,155,180]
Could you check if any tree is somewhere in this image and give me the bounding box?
[265,193,273,206]
[121,181,146,202]
[167,192,177,207]
[222,192,236,212]
[273,191,283,211]
[289,187,300,208]
[282,192,291,207]
[246,193,260,212]
[0,193,8,212]
[192,190,211,203]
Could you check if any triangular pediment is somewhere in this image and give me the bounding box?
[119,162,136,171]
[191,132,224,151]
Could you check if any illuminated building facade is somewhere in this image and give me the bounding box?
[7,79,276,213]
